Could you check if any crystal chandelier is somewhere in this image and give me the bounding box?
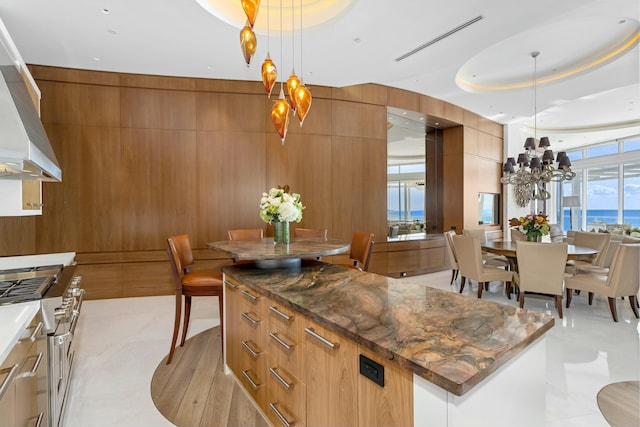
[501,52,576,208]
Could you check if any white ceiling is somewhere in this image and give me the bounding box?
[0,0,638,150]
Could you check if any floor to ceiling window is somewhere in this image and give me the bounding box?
[558,134,640,231]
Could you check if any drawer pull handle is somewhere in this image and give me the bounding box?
[269,306,293,321]
[224,280,238,289]
[269,402,294,427]
[32,412,44,427]
[241,312,261,324]
[241,370,261,390]
[269,367,294,390]
[241,290,259,301]
[304,327,340,350]
[241,340,261,358]
[0,364,19,400]
[22,322,43,342]
[269,332,294,351]
[19,352,43,378]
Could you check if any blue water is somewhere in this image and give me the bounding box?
[388,209,640,228]
[564,209,640,228]
[388,210,424,221]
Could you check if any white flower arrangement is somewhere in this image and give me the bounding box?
[259,185,305,224]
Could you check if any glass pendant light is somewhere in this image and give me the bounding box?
[239,23,257,66]
[241,0,260,28]
[293,0,311,126]
[286,71,300,113]
[261,0,277,97]
[271,84,291,143]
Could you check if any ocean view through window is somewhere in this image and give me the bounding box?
[558,135,640,231]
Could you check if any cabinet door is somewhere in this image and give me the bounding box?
[304,320,358,427]
[357,346,413,427]
[22,181,42,211]
[0,368,17,427]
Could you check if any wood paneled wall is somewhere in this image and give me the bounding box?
[0,66,503,298]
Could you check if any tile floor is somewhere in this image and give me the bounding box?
[62,270,639,427]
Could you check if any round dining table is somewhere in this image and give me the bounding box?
[481,240,598,261]
[207,237,351,268]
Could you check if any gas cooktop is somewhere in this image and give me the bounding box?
[0,265,62,305]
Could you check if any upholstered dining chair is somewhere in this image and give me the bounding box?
[510,228,526,241]
[227,228,264,240]
[337,231,374,272]
[463,228,509,268]
[443,231,459,285]
[565,244,640,322]
[565,231,611,275]
[453,235,513,298]
[294,228,328,239]
[514,241,568,318]
[166,234,224,364]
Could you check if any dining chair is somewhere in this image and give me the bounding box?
[565,231,611,275]
[166,234,224,364]
[463,228,509,268]
[452,235,513,298]
[510,228,526,241]
[294,228,328,239]
[227,228,264,240]
[443,231,459,285]
[514,241,568,318]
[575,236,622,275]
[337,231,374,271]
[548,224,565,243]
[565,244,640,322]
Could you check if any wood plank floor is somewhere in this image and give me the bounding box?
[150,327,269,427]
[597,381,640,427]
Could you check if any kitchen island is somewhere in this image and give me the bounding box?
[223,261,554,427]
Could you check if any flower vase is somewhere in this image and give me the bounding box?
[527,234,541,242]
[273,221,290,244]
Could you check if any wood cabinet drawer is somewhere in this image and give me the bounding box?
[239,287,266,312]
[237,351,268,414]
[267,302,305,339]
[268,326,305,382]
[267,366,306,427]
[239,308,267,348]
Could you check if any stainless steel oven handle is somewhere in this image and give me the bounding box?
[0,364,19,400]
[55,331,73,345]
[69,288,85,335]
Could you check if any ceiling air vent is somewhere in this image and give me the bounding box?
[394,15,484,62]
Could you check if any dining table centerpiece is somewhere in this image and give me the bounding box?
[259,185,305,244]
[509,213,550,242]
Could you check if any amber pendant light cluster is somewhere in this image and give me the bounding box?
[239,0,312,143]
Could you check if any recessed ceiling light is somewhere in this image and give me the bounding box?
[619,19,626,24]
[353,38,361,43]
[93,57,101,61]
[101,8,110,14]
[402,112,407,115]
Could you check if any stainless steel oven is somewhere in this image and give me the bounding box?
[0,263,84,427]
[47,274,83,427]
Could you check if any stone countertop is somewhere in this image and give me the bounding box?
[0,301,40,366]
[208,238,350,261]
[222,261,554,396]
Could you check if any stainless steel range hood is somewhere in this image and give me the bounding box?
[0,32,61,182]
